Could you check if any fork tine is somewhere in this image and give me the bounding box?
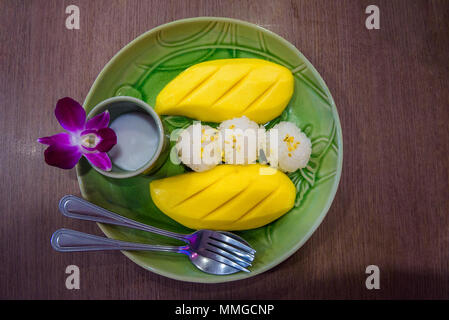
[207,238,255,262]
[211,232,257,254]
[201,249,250,273]
[205,243,252,267]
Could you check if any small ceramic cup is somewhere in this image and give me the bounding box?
[86,96,168,179]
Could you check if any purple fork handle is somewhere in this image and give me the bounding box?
[58,195,187,242]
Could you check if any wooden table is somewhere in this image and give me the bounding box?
[1,0,448,299]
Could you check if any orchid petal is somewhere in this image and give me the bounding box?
[84,152,112,171]
[55,97,86,133]
[96,127,117,152]
[44,144,82,169]
[37,132,73,146]
[85,110,110,130]
[80,129,96,136]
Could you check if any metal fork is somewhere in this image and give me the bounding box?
[52,195,256,274]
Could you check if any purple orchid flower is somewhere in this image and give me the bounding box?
[38,97,117,171]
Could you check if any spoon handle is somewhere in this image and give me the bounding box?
[59,195,187,242]
[51,228,185,253]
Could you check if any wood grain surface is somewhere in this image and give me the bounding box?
[1,0,448,299]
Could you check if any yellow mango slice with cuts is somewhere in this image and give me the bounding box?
[150,164,296,230]
[155,59,294,124]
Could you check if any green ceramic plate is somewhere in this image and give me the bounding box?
[77,17,343,283]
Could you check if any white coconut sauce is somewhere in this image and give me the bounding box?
[108,111,159,171]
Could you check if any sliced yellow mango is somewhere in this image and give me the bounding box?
[150,164,296,230]
[155,59,294,124]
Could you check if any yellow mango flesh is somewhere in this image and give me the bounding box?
[150,164,296,230]
[155,59,294,124]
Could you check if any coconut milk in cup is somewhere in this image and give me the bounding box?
[86,96,168,178]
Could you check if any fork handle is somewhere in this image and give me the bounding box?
[51,228,185,253]
[59,195,187,242]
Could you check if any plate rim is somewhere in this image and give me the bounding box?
[78,16,344,283]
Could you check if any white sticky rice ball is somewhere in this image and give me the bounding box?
[218,116,261,164]
[175,123,222,172]
[267,121,312,172]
